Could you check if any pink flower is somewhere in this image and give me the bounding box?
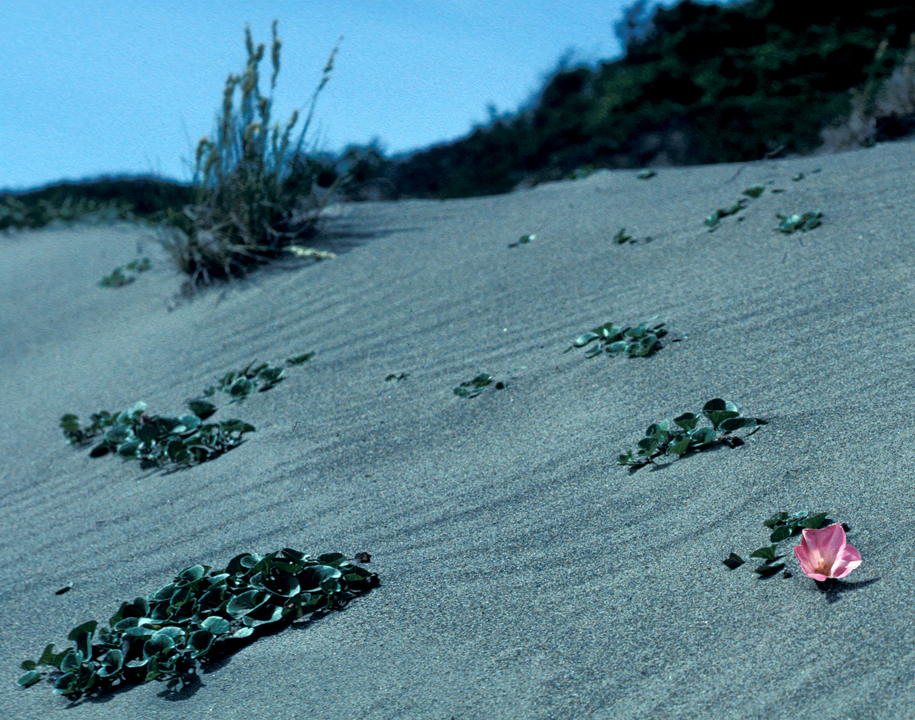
[793,523,862,581]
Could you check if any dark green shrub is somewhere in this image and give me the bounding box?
[18,548,377,697]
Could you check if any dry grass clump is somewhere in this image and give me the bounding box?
[821,33,915,152]
[163,21,343,286]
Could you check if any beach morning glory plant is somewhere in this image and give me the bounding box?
[793,523,862,581]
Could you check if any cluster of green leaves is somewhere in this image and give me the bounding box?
[60,400,253,468]
[777,211,822,233]
[60,353,313,467]
[17,548,378,698]
[99,258,151,288]
[723,510,834,577]
[568,319,667,358]
[617,398,767,468]
[201,353,313,402]
[453,373,505,398]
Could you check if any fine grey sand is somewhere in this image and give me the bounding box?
[2,140,914,719]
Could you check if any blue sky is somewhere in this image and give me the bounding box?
[3,1,671,191]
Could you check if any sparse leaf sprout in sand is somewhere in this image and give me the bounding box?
[777,211,822,233]
[201,354,313,402]
[453,373,506,398]
[98,258,151,288]
[508,234,536,248]
[17,549,377,698]
[567,319,668,359]
[617,399,766,469]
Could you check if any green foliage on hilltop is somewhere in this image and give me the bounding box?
[392,0,915,198]
[0,177,193,231]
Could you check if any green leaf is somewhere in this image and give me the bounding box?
[241,601,284,627]
[688,427,716,446]
[229,377,254,398]
[175,565,209,586]
[17,670,43,687]
[298,565,342,593]
[637,437,659,455]
[672,413,698,431]
[257,366,285,384]
[188,630,216,659]
[749,545,778,562]
[226,589,268,618]
[666,435,692,456]
[96,649,124,678]
[286,352,315,365]
[67,621,97,661]
[702,398,739,430]
[37,644,62,669]
[252,569,300,598]
[802,512,829,529]
[142,632,176,659]
[53,672,78,695]
[718,417,758,433]
[742,185,765,198]
[117,440,142,457]
[722,553,745,570]
[188,399,217,420]
[219,419,256,434]
[572,331,600,347]
[201,616,231,635]
[770,525,791,543]
[754,563,785,578]
[60,649,83,674]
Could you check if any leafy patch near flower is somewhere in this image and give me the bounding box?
[723,510,836,578]
[777,211,822,233]
[60,401,253,469]
[453,372,505,398]
[567,319,667,359]
[17,548,377,698]
[99,258,151,288]
[202,353,313,402]
[617,398,766,469]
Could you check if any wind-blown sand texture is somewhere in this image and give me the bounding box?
[2,140,914,719]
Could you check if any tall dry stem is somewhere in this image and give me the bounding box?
[164,21,344,285]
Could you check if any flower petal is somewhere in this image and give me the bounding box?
[794,541,830,581]
[829,542,862,579]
